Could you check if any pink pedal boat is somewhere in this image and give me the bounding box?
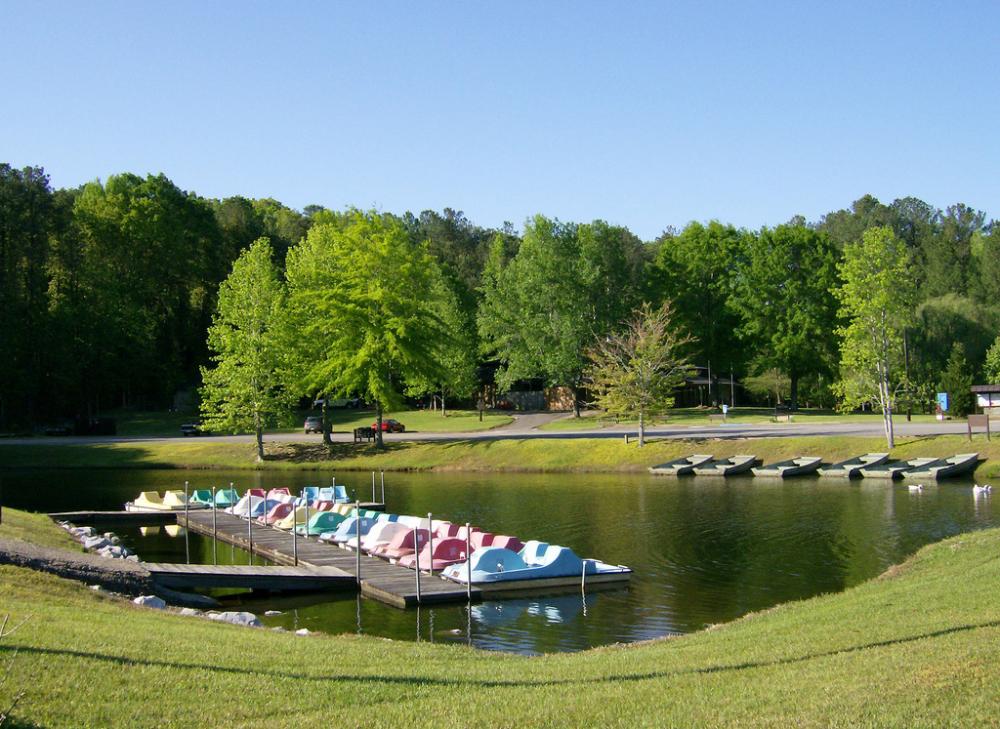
[397,537,469,570]
[371,527,431,561]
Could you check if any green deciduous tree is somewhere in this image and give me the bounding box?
[200,238,293,461]
[938,342,974,416]
[585,302,693,446]
[283,212,452,448]
[984,336,1000,384]
[0,164,53,428]
[729,224,841,407]
[647,221,747,391]
[833,227,916,448]
[743,367,792,405]
[478,215,591,414]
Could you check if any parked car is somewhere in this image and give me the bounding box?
[371,418,405,433]
[180,422,207,437]
[304,416,323,434]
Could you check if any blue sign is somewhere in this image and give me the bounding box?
[936,392,949,412]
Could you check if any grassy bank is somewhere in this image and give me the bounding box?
[1,433,997,477]
[539,408,947,431]
[2,507,1000,726]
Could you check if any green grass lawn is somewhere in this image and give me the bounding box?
[99,408,513,437]
[539,407,947,431]
[2,433,998,477]
[4,507,1000,726]
[316,408,513,433]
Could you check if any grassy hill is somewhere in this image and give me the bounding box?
[2,508,1000,726]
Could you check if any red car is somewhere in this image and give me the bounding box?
[371,419,406,433]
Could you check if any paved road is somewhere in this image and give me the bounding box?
[0,415,972,447]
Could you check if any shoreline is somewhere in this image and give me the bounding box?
[1,433,996,477]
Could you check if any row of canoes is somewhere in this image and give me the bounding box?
[650,452,981,480]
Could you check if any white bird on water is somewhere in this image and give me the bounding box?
[908,484,924,492]
[973,484,992,496]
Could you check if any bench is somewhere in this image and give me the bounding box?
[353,427,375,444]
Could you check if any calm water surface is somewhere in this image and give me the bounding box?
[3,468,994,654]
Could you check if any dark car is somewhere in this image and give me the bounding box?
[371,418,405,433]
[304,416,323,434]
[180,422,207,437]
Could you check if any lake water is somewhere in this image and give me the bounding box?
[2,468,995,654]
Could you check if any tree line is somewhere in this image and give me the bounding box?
[2,162,997,433]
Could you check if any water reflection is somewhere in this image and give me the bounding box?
[4,467,997,654]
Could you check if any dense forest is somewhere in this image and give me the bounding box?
[1,162,997,430]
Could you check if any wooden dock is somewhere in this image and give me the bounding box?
[144,563,355,592]
[49,510,179,525]
[179,510,482,608]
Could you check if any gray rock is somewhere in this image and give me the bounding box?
[295,628,311,636]
[125,555,140,562]
[133,595,166,609]
[72,526,95,538]
[179,607,200,616]
[90,584,102,591]
[264,610,282,616]
[83,536,110,551]
[208,611,262,628]
[103,532,116,540]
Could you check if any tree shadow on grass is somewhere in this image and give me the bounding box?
[4,619,999,690]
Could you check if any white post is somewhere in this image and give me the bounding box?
[183,481,190,564]
[581,558,588,594]
[292,493,298,566]
[465,522,472,601]
[303,496,310,541]
[355,500,362,586]
[247,495,253,566]
[414,526,422,605]
[380,471,385,504]
[371,471,376,502]
[426,512,434,577]
[211,486,218,566]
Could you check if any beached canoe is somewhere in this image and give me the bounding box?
[859,457,939,480]
[692,455,759,477]
[649,454,714,476]
[817,453,890,478]
[752,456,822,478]
[902,453,979,480]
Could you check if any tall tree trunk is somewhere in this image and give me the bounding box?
[321,397,332,446]
[789,371,799,410]
[638,410,645,447]
[573,387,581,418]
[254,412,264,462]
[441,392,447,418]
[375,403,384,449]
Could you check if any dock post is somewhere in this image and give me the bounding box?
[581,558,588,594]
[211,486,218,565]
[426,513,434,577]
[292,494,298,566]
[247,497,253,566]
[184,481,190,564]
[414,526,422,605]
[465,522,472,601]
[380,471,385,504]
[371,471,376,502]
[355,500,362,586]
[303,496,310,542]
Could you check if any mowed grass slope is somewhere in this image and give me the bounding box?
[3,510,1000,726]
[3,433,999,477]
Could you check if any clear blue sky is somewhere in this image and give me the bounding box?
[3,1,998,239]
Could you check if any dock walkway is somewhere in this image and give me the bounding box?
[144,563,355,592]
[179,510,481,608]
